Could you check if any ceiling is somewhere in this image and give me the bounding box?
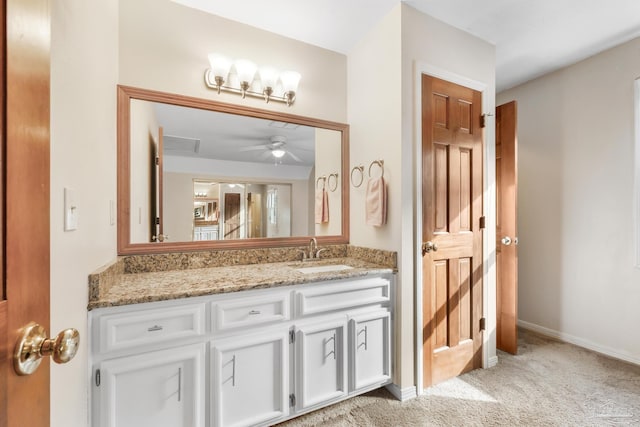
[174,0,640,92]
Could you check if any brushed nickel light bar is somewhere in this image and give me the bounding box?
[205,53,301,106]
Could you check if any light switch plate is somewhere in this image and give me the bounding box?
[64,187,78,231]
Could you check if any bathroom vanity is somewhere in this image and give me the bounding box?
[88,253,395,427]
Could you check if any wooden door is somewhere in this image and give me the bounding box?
[422,75,484,387]
[496,101,518,354]
[224,193,241,239]
[247,193,263,238]
[1,0,52,425]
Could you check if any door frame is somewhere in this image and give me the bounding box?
[414,62,497,394]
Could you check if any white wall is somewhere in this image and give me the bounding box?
[498,37,640,364]
[50,1,118,426]
[348,3,496,389]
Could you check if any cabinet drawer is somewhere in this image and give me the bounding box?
[97,303,206,354]
[295,277,390,316]
[213,293,290,332]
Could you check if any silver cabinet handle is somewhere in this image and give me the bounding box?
[177,367,182,402]
[326,333,336,360]
[231,355,236,387]
[147,325,163,332]
[357,326,368,351]
[248,310,261,315]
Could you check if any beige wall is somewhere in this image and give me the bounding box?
[129,99,159,243]
[315,128,343,236]
[498,37,640,364]
[119,0,347,123]
[50,1,118,426]
[348,4,496,389]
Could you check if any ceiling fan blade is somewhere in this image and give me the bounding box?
[287,151,303,162]
[238,144,268,152]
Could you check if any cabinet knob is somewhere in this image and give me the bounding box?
[14,322,79,375]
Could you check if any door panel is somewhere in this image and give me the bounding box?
[296,320,347,410]
[212,332,288,427]
[224,193,241,239]
[496,101,518,354]
[2,0,51,425]
[422,75,483,388]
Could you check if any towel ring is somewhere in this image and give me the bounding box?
[316,176,326,189]
[368,159,384,178]
[350,165,364,188]
[327,173,339,192]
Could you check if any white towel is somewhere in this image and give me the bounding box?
[365,176,387,226]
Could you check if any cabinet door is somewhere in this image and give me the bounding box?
[212,330,289,427]
[350,311,391,391]
[296,319,347,410]
[95,343,205,427]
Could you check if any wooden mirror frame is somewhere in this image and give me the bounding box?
[117,85,350,255]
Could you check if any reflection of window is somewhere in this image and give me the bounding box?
[267,189,278,225]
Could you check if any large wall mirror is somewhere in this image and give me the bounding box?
[117,85,349,254]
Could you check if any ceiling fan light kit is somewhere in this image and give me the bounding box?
[205,53,301,106]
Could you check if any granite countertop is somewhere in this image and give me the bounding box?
[88,256,394,310]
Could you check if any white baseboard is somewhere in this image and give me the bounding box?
[518,320,640,366]
[488,355,499,368]
[385,383,417,401]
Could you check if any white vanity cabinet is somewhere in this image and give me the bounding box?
[211,330,289,427]
[91,301,208,427]
[349,310,391,391]
[95,344,206,427]
[90,273,393,427]
[295,319,348,411]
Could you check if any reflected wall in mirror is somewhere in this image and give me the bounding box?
[118,85,349,254]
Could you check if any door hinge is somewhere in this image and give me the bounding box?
[95,369,101,387]
[289,330,295,344]
[479,216,486,229]
[480,113,493,128]
[155,156,159,165]
[289,393,296,407]
[155,217,160,225]
[480,317,486,331]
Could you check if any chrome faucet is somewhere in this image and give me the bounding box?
[299,237,326,261]
[309,238,317,258]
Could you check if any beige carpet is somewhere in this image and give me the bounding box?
[278,329,640,426]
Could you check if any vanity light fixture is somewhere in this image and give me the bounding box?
[205,53,301,106]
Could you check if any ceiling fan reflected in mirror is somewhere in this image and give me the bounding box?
[239,135,305,163]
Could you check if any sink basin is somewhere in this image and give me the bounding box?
[295,264,354,274]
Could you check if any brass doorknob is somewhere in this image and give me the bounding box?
[14,322,80,376]
[422,241,438,255]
